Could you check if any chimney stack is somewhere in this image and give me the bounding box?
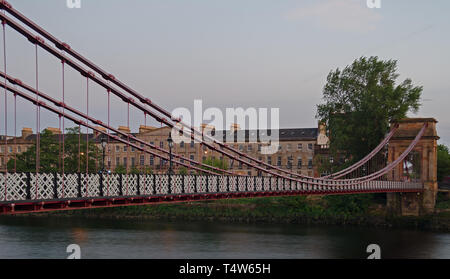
[21,127,33,138]
[118,126,131,134]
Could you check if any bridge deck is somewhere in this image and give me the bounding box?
[0,173,423,215]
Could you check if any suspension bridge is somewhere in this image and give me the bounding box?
[0,1,439,216]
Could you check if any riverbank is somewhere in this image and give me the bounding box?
[25,194,450,232]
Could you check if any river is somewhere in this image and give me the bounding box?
[0,216,449,259]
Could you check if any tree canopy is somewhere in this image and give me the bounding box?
[8,127,100,173]
[316,56,422,166]
[438,144,450,182]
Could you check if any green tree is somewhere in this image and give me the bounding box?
[178,166,188,175]
[438,144,450,182]
[316,56,422,165]
[114,164,127,174]
[202,157,228,174]
[8,127,101,173]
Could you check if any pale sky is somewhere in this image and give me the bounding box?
[0,0,449,146]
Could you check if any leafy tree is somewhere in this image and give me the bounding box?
[114,164,127,174]
[438,144,450,182]
[202,157,228,175]
[8,127,101,173]
[178,166,188,175]
[316,56,422,166]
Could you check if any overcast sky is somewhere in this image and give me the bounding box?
[0,0,449,146]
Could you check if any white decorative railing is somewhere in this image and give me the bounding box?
[0,172,423,203]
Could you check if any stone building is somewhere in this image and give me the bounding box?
[1,123,326,177]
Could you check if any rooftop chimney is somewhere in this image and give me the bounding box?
[230,123,240,132]
[118,126,131,134]
[139,125,157,134]
[46,127,61,135]
[93,126,107,138]
[21,127,33,138]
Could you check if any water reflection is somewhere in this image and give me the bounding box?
[0,216,448,259]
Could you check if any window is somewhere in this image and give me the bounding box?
[238,161,243,169]
[308,143,313,150]
[308,158,313,169]
[180,156,184,164]
[297,143,303,150]
[123,146,128,152]
[297,158,302,169]
[248,145,253,152]
[190,141,194,148]
[180,141,184,148]
[131,146,135,152]
[131,157,135,167]
[123,157,128,167]
[8,146,12,153]
[108,158,111,168]
[278,144,282,151]
[140,155,144,166]
[258,144,261,152]
[277,156,282,166]
[160,142,164,148]
[239,145,243,151]
[17,146,21,153]
[287,144,291,152]
[150,156,154,166]
[116,157,120,166]
[116,145,120,152]
[267,156,272,165]
[190,155,195,165]
[287,156,293,169]
[150,141,154,146]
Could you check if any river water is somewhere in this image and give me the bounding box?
[0,216,449,259]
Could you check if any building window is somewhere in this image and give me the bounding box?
[238,161,243,169]
[140,155,144,166]
[258,144,261,152]
[131,157,135,167]
[131,146,135,152]
[287,144,291,152]
[160,142,164,149]
[308,143,313,150]
[248,145,253,152]
[150,141,154,146]
[190,155,195,165]
[8,146,12,153]
[150,156,154,166]
[17,146,21,153]
[308,158,313,169]
[116,145,120,152]
[124,146,128,152]
[180,141,184,148]
[277,156,282,166]
[298,143,303,150]
[123,157,128,167]
[239,145,243,151]
[267,156,272,165]
[116,157,120,166]
[180,155,184,164]
[278,144,282,151]
[297,158,302,169]
[190,141,194,148]
[287,156,293,169]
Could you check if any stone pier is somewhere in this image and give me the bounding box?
[386,118,439,216]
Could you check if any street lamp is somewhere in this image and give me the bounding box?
[167,132,174,175]
[101,136,107,173]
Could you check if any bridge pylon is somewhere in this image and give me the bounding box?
[386,118,439,216]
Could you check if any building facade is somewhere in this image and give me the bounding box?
[1,124,327,177]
